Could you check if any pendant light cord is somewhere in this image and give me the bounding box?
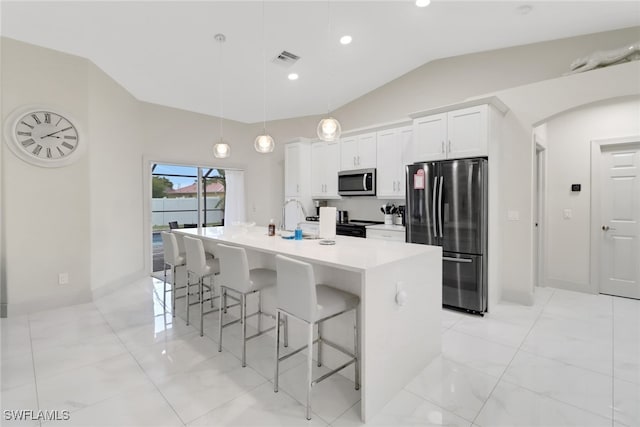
[262,0,267,133]
[326,0,331,116]
[219,35,224,141]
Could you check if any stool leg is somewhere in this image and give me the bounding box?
[317,322,322,367]
[241,293,247,367]
[210,276,215,309]
[274,310,281,393]
[355,306,360,390]
[163,263,168,309]
[171,266,177,318]
[200,278,204,337]
[306,322,314,420]
[283,315,289,348]
[257,292,262,333]
[218,287,224,352]
[186,272,190,326]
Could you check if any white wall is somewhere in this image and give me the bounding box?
[1,39,92,312]
[543,96,640,292]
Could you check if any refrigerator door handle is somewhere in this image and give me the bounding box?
[438,176,444,238]
[443,256,473,263]
[432,175,438,237]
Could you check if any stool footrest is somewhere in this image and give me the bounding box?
[311,358,356,387]
[320,337,356,359]
[278,338,320,362]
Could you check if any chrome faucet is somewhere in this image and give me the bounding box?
[281,198,307,231]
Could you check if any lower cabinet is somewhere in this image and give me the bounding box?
[366,226,406,242]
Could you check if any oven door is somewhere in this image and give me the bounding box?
[338,169,376,196]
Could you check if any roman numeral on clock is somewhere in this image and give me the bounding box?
[57,147,65,157]
[31,114,41,124]
[46,148,52,158]
[64,135,77,140]
[17,131,32,136]
[61,142,74,150]
[44,113,51,124]
[22,138,36,147]
[33,145,43,156]
[21,121,34,129]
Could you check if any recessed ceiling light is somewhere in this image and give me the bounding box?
[288,73,299,81]
[340,35,352,45]
[415,0,431,7]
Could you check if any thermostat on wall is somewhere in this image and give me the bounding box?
[571,184,581,192]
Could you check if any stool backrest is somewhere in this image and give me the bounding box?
[161,231,180,265]
[183,236,207,277]
[216,243,251,293]
[275,254,317,323]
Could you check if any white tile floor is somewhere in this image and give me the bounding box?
[1,277,639,427]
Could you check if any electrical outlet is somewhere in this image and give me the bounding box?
[58,273,69,285]
[507,210,520,221]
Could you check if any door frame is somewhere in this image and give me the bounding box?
[589,135,640,294]
[533,141,546,288]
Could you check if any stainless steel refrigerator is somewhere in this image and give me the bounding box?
[406,158,488,314]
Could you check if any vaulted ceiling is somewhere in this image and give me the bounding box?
[2,1,639,123]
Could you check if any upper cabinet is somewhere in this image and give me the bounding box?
[284,140,311,198]
[376,126,412,199]
[411,99,507,163]
[340,132,377,171]
[311,140,340,199]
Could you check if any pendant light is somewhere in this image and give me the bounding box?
[316,0,342,142]
[213,33,231,159]
[254,1,275,154]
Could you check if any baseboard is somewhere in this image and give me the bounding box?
[500,287,535,306]
[91,269,147,299]
[544,277,594,294]
[7,288,93,317]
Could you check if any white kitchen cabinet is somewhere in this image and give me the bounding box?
[340,132,377,171]
[284,140,310,198]
[311,140,340,199]
[366,225,406,242]
[284,139,312,230]
[376,126,412,199]
[412,104,491,162]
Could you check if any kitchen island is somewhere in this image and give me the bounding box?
[175,226,441,422]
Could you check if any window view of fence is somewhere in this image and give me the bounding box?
[152,164,225,272]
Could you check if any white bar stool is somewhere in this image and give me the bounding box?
[273,254,360,420]
[183,236,221,336]
[216,243,287,367]
[160,231,186,316]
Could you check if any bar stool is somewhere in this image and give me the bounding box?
[273,254,360,420]
[160,231,187,316]
[183,236,221,336]
[216,243,287,367]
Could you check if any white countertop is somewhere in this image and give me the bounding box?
[365,224,405,232]
[175,225,435,273]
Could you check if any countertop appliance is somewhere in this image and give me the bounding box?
[338,169,376,196]
[406,158,488,314]
[336,219,383,238]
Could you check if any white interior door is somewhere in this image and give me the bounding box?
[600,145,640,299]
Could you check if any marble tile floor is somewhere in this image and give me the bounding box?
[1,277,638,427]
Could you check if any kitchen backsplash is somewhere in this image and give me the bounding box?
[326,198,404,222]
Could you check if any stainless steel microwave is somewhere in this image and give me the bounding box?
[338,168,376,196]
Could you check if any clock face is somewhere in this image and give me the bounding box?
[14,111,79,161]
[5,107,84,168]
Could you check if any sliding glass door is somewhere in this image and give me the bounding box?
[151,163,225,272]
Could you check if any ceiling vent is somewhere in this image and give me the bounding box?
[272,50,300,68]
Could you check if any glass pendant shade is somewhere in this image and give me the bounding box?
[213,140,230,158]
[254,134,275,153]
[317,117,342,141]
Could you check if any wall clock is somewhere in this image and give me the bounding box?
[4,106,85,167]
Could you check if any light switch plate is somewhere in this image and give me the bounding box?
[563,209,572,219]
[507,210,520,221]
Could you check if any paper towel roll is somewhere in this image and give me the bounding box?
[319,207,337,239]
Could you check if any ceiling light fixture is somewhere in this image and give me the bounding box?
[254,1,275,154]
[213,33,230,159]
[516,4,533,15]
[317,0,342,142]
[340,35,352,45]
[415,0,431,7]
[288,73,299,81]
